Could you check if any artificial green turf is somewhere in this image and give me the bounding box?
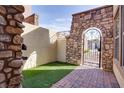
[22,62,77,88]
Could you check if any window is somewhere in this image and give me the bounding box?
[115,38,119,60]
[114,9,120,62]
[115,14,119,36]
[123,34,124,66]
[122,6,124,66]
[114,6,124,66]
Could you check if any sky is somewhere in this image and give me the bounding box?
[32,5,101,32]
[85,29,100,40]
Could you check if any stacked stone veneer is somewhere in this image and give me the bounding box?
[0,5,24,88]
[66,5,113,71]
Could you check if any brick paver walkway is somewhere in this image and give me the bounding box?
[51,60,119,88]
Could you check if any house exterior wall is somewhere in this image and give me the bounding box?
[66,5,114,71]
[22,23,57,70]
[113,5,124,88]
[113,63,124,87]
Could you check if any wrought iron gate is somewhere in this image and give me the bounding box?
[83,30,101,68]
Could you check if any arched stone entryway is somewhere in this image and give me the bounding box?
[66,5,113,71]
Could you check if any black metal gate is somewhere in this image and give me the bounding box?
[83,30,101,68]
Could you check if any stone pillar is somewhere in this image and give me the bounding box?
[0,5,25,88]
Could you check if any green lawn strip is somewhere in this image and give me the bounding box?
[22,62,77,88]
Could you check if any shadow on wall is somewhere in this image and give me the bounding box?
[22,23,57,70]
[23,51,37,69]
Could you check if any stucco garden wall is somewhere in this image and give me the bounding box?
[22,23,57,70]
[57,37,66,62]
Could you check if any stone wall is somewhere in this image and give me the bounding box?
[0,5,24,88]
[66,5,114,71]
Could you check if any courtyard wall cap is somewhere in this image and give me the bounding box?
[72,5,113,16]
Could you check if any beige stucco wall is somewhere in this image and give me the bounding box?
[113,5,119,17]
[113,5,124,88]
[23,5,32,18]
[113,63,124,88]
[57,38,66,62]
[22,23,57,70]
